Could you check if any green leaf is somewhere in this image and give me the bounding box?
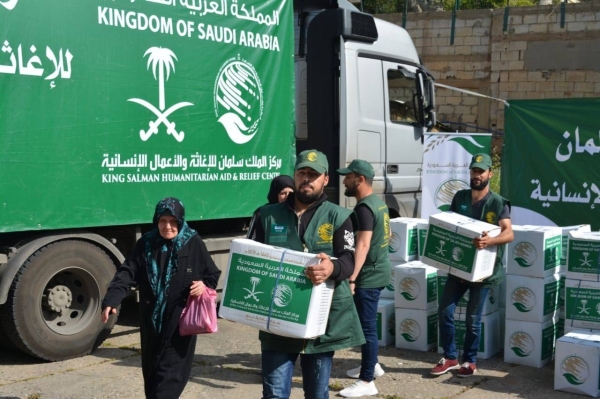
[401,292,416,301]
[449,136,486,156]
[438,204,451,212]
[401,333,417,342]
[515,257,532,267]
[386,284,394,291]
[563,373,584,385]
[513,302,531,313]
[511,346,530,357]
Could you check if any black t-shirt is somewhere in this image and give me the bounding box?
[354,203,375,232]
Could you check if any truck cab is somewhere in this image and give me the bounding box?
[295,0,436,217]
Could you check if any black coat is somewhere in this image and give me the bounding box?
[102,234,221,399]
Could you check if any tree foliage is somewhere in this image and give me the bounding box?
[361,0,537,12]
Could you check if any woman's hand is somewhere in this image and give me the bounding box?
[101,307,117,323]
[190,280,206,297]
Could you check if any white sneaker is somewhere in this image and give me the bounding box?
[346,363,385,379]
[339,380,378,398]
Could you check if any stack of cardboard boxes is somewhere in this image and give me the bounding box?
[383,218,440,351]
[393,261,438,351]
[503,226,562,368]
[553,227,600,397]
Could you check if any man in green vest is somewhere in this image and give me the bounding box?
[248,149,365,399]
[431,153,514,378]
[336,159,390,398]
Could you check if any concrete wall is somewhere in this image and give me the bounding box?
[377,1,600,134]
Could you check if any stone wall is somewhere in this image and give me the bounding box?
[378,1,600,134]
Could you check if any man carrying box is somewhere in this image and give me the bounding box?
[431,153,514,377]
[337,159,390,398]
[248,149,365,399]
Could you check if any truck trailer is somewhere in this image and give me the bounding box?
[0,0,435,360]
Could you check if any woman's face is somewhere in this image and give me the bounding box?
[158,215,179,240]
[278,187,293,203]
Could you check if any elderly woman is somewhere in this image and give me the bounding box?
[101,197,221,399]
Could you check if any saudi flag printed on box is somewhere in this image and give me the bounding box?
[566,231,600,281]
[219,239,334,339]
[421,212,500,282]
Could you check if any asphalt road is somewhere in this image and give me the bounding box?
[0,299,586,399]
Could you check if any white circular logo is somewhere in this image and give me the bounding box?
[513,242,537,267]
[509,331,534,357]
[399,278,420,301]
[511,287,536,313]
[272,284,293,307]
[214,56,263,144]
[452,247,464,262]
[399,318,420,342]
[560,355,590,386]
[434,179,470,210]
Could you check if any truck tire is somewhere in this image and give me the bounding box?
[0,240,118,361]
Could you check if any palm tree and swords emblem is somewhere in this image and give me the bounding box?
[128,47,193,142]
[244,277,264,302]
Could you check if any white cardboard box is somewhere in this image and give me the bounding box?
[555,330,600,397]
[417,222,428,258]
[561,225,591,273]
[389,217,427,262]
[437,311,501,360]
[394,261,438,310]
[565,279,600,330]
[380,262,401,299]
[437,271,499,315]
[506,225,562,278]
[219,239,334,338]
[504,318,557,368]
[421,212,500,282]
[395,307,437,352]
[505,274,560,323]
[566,231,600,281]
[377,299,395,346]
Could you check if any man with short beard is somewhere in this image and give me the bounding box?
[337,159,390,398]
[248,149,365,399]
[431,153,514,378]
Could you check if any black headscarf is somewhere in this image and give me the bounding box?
[266,175,294,204]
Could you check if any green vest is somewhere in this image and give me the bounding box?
[453,189,509,286]
[258,201,365,354]
[355,194,391,288]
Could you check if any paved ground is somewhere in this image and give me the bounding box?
[0,299,586,399]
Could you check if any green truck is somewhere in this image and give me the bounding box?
[0,0,435,360]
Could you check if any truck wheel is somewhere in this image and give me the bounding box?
[0,240,118,361]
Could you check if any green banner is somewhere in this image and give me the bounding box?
[0,0,295,232]
[502,98,600,230]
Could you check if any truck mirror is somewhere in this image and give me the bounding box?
[415,72,426,128]
[427,79,437,130]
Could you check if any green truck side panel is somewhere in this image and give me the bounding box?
[0,0,295,232]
